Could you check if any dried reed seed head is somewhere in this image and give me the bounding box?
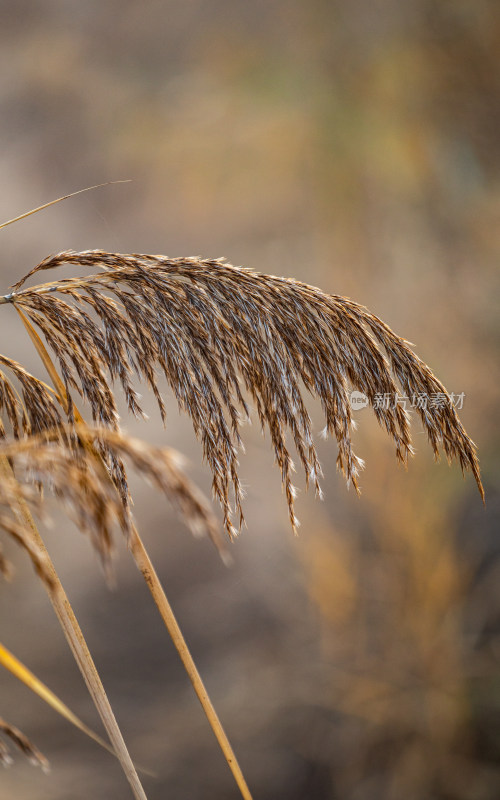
[0,425,221,577]
[0,511,54,588]
[0,356,64,440]
[6,250,483,537]
[0,717,49,771]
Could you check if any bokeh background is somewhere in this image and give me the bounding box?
[0,1,499,798]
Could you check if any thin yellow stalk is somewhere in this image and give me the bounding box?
[17,306,254,800]
[0,181,131,231]
[128,529,253,800]
[0,642,114,756]
[0,455,147,800]
[16,307,72,401]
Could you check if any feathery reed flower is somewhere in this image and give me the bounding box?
[0,238,483,800]
[0,250,483,539]
[0,426,219,580]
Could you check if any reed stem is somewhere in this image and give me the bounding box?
[0,455,147,800]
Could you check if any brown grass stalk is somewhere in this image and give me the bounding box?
[129,530,253,800]
[0,454,148,800]
[0,642,114,758]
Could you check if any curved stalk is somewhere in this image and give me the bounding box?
[0,455,147,800]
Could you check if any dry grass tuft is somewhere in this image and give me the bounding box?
[1,250,483,537]
[0,356,64,439]
[0,717,48,771]
[0,425,219,580]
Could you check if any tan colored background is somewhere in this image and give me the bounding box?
[0,2,499,798]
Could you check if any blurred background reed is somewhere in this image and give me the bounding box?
[0,1,499,798]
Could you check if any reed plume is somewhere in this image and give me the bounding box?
[0,242,483,800]
[1,250,483,538]
[0,356,64,439]
[0,425,218,582]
